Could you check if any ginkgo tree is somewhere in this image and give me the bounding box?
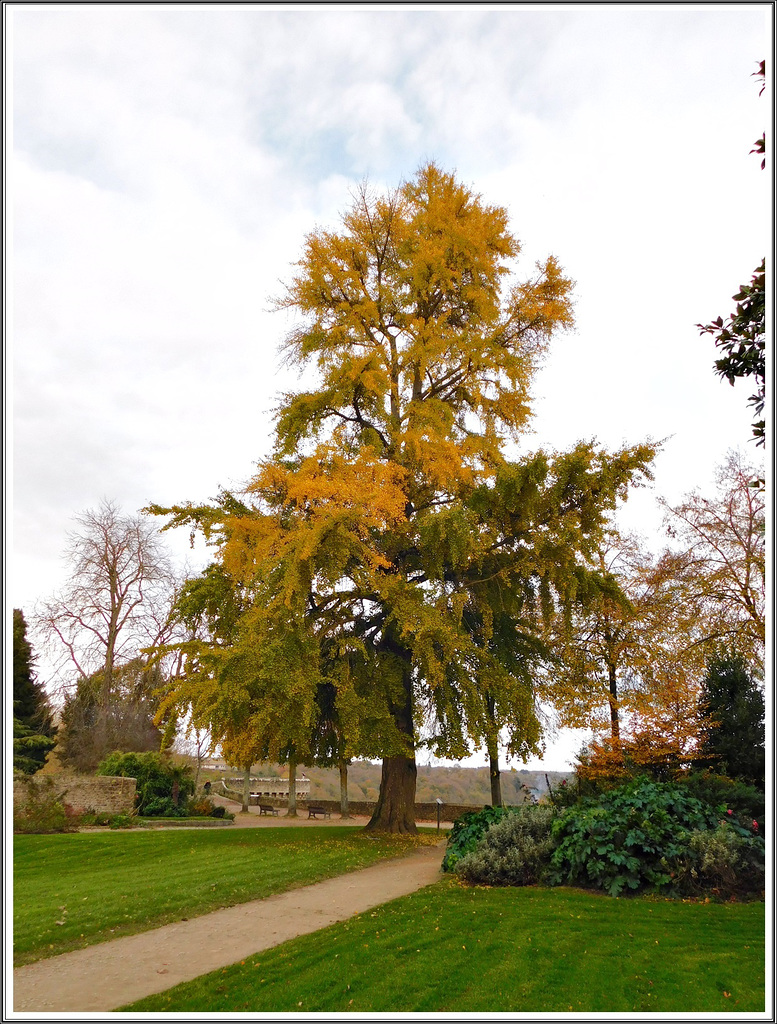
[150,164,655,832]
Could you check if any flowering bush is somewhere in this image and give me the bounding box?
[678,770,764,833]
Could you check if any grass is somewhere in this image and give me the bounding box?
[14,826,437,965]
[125,879,765,1014]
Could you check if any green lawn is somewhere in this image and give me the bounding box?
[14,827,436,965]
[125,879,765,1015]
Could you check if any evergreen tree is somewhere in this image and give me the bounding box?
[13,609,56,774]
[697,650,765,788]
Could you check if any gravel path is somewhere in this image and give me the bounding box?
[13,823,447,1014]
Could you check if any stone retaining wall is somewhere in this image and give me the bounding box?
[218,791,513,822]
[13,774,137,816]
[299,799,502,821]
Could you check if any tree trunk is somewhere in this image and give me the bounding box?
[366,637,417,834]
[608,663,620,739]
[287,758,297,817]
[365,754,417,833]
[487,735,503,807]
[242,766,250,812]
[339,760,350,819]
[485,693,502,806]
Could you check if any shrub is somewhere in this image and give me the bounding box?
[187,796,216,817]
[80,810,139,829]
[545,775,581,807]
[456,805,555,886]
[684,822,764,896]
[442,806,517,872]
[548,777,723,897]
[108,813,137,830]
[96,750,195,815]
[13,775,79,834]
[678,771,765,833]
[142,796,187,818]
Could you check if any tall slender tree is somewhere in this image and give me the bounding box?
[13,609,57,774]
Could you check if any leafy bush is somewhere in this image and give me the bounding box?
[108,813,137,829]
[545,775,580,807]
[13,775,79,834]
[683,822,764,896]
[142,796,187,818]
[455,805,555,886]
[187,796,216,817]
[96,750,195,816]
[548,777,725,897]
[678,771,765,833]
[442,806,517,872]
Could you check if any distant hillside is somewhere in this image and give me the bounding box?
[221,760,574,806]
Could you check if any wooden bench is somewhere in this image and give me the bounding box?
[259,804,279,816]
[307,806,331,819]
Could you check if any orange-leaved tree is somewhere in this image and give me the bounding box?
[150,164,655,831]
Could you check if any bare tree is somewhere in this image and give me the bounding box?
[36,499,178,703]
[660,450,765,668]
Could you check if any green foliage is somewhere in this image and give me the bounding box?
[683,822,765,897]
[13,776,79,834]
[455,805,555,886]
[108,814,137,830]
[13,714,57,776]
[548,777,727,897]
[696,652,764,787]
[678,770,764,833]
[96,751,195,816]
[697,64,765,447]
[698,260,765,445]
[442,805,516,871]
[544,774,579,806]
[13,609,57,774]
[142,796,186,817]
[79,811,140,829]
[151,164,655,832]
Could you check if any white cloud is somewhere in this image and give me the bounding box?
[8,5,768,767]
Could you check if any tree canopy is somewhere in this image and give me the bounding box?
[151,164,655,831]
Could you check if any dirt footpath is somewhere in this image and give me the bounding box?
[13,834,447,1013]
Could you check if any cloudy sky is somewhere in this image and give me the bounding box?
[8,4,769,768]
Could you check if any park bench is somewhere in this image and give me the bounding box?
[307,805,331,819]
[259,804,279,816]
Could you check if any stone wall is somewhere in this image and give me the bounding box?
[217,791,503,822]
[13,774,137,816]
[300,799,496,822]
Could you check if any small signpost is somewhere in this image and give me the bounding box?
[436,797,444,831]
